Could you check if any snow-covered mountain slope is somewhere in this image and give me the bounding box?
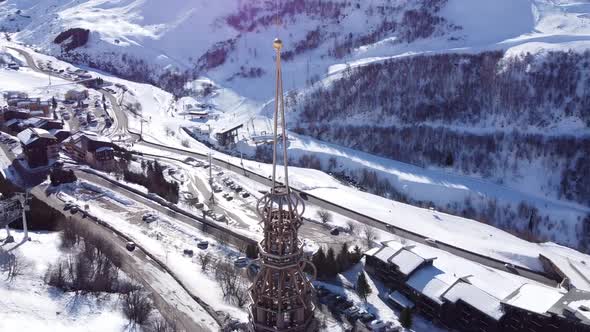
[1,0,589,251]
[4,0,589,100]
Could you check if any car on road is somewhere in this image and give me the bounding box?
[63,202,73,210]
[197,241,209,249]
[183,249,194,257]
[142,212,157,223]
[241,192,250,198]
[225,196,234,201]
[330,228,340,236]
[234,257,248,268]
[126,242,136,252]
[299,192,308,200]
[367,319,387,331]
[504,263,517,272]
[70,205,79,213]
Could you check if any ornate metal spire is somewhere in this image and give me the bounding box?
[248,38,316,332]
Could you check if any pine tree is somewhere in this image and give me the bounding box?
[400,307,413,329]
[245,244,258,259]
[355,272,371,302]
[312,247,326,278]
[325,247,338,277]
[352,245,362,263]
[337,242,350,272]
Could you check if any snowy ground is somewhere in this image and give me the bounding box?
[54,179,252,323]
[134,142,590,287]
[0,231,131,332]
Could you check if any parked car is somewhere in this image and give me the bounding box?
[359,312,376,324]
[241,192,251,198]
[234,257,248,268]
[335,297,354,311]
[70,205,79,213]
[330,228,340,236]
[183,249,194,257]
[343,306,360,317]
[368,319,387,331]
[225,196,234,201]
[197,241,209,250]
[63,202,73,210]
[126,242,136,252]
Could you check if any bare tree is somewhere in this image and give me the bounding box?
[346,221,356,234]
[317,209,332,224]
[122,289,153,327]
[198,252,211,272]
[234,276,250,308]
[215,261,238,298]
[0,250,31,282]
[362,225,377,248]
[215,261,249,307]
[149,316,177,332]
[165,126,174,136]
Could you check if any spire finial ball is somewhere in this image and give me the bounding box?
[273,38,283,50]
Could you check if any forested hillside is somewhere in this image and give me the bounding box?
[293,51,590,205]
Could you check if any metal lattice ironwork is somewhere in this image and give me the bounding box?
[248,38,316,332]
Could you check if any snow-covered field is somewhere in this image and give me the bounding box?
[0,232,130,332]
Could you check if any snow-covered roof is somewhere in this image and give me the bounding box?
[22,117,47,127]
[548,289,590,324]
[539,245,590,292]
[407,265,458,305]
[567,300,590,321]
[409,243,528,301]
[444,282,504,320]
[503,284,565,315]
[364,247,380,257]
[388,291,415,309]
[4,118,21,127]
[388,250,425,276]
[374,246,400,263]
[96,147,114,153]
[17,128,56,146]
